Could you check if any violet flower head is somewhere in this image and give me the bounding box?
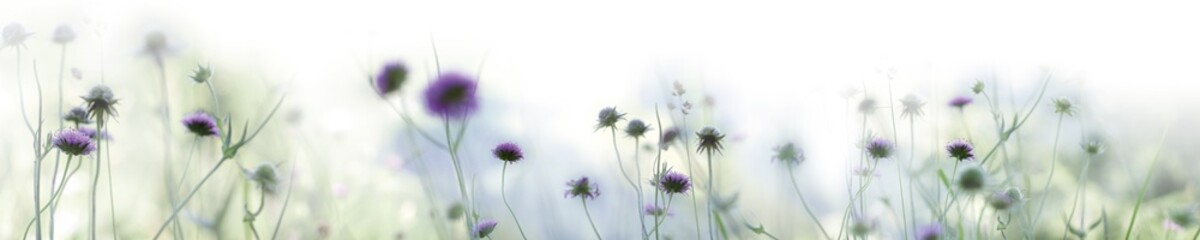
[492,142,524,163]
[565,176,600,200]
[866,137,893,159]
[374,62,408,96]
[624,119,650,138]
[182,111,220,137]
[644,204,670,217]
[916,223,947,240]
[423,72,478,119]
[65,106,92,124]
[594,107,625,131]
[945,139,974,161]
[54,129,97,156]
[695,127,726,155]
[659,127,680,150]
[949,95,972,109]
[656,171,692,195]
[77,127,111,141]
[472,218,498,238]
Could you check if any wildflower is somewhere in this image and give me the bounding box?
[866,137,893,159]
[565,176,600,200]
[916,223,948,240]
[423,72,478,119]
[492,142,524,163]
[64,106,92,124]
[945,139,974,161]
[77,127,111,141]
[251,163,279,193]
[900,94,925,119]
[1082,140,1105,155]
[1167,206,1198,229]
[190,65,212,84]
[772,142,804,164]
[182,112,220,137]
[1054,98,1075,116]
[986,187,1023,210]
[644,204,669,217]
[374,62,408,96]
[956,164,986,191]
[656,171,692,195]
[81,85,119,122]
[949,96,972,109]
[54,129,97,156]
[971,80,985,95]
[849,215,878,237]
[473,218,498,238]
[695,127,726,155]
[858,98,877,114]
[594,107,625,130]
[624,119,650,138]
[2,23,33,48]
[52,24,75,44]
[143,31,169,56]
[659,127,680,150]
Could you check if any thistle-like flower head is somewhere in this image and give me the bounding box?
[423,72,479,119]
[65,106,93,124]
[916,223,948,240]
[1054,98,1075,116]
[956,164,986,191]
[251,163,280,193]
[866,137,893,159]
[182,111,220,137]
[772,142,804,164]
[656,171,692,195]
[900,94,926,119]
[473,218,498,238]
[949,95,972,109]
[945,139,974,161]
[52,24,75,44]
[492,142,524,163]
[2,23,33,48]
[81,85,119,122]
[565,176,600,200]
[986,187,1023,210]
[695,127,726,155]
[971,80,985,95]
[624,119,650,138]
[1083,140,1105,156]
[190,65,212,84]
[594,107,625,131]
[644,204,669,217]
[375,62,408,96]
[54,129,97,156]
[659,127,680,150]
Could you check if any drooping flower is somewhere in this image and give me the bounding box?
[659,127,680,150]
[898,94,926,119]
[916,223,948,240]
[52,24,75,44]
[695,127,726,155]
[986,187,1023,210]
[565,176,600,200]
[1054,98,1075,116]
[423,72,478,119]
[81,85,119,122]
[54,129,97,156]
[594,107,625,130]
[64,106,92,124]
[182,111,220,137]
[949,96,972,109]
[190,65,212,84]
[945,139,974,161]
[866,137,893,159]
[374,62,408,96]
[472,218,498,238]
[250,163,279,193]
[492,142,524,163]
[956,164,986,191]
[2,23,33,48]
[772,142,804,164]
[624,119,650,138]
[656,171,692,195]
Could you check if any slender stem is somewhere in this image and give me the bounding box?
[393,97,449,239]
[886,76,910,240]
[1191,225,1199,240]
[1031,114,1064,230]
[90,120,105,240]
[652,106,666,240]
[582,198,603,240]
[607,127,641,239]
[23,155,77,240]
[1063,153,1092,239]
[104,128,117,239]
[205,80,222,116]
[673,101,704,239]
[443,119,473,239]
[634,138,648,239]
[707,151,715,240]
[270,163,295,240]
[908,117,919,232]
[501,164,529,239]
[153,158,229,239]
[787,165,832,240]
[153,57,184,239]
[1123,130,1168,240]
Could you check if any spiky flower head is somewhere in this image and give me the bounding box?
[423,72,479,119]
[949,96,972,109]
[2,23,33,48]
[772,142,804,164]
[695,127,726,155]
[900,94,926,119]
[945,139,974,161]
[81,85,119,122]
[956,164,987,191]
[594,107,625,130]
[624,119,650,138]
[492,142,524,163]
[971,81,985,95]
[374,62,408,96]
[858,98,877,114]
[473,218,498,238]
[656,171,692,195]
[64,106,92,124]
[52,24,76,44]
[916,223,948,240]
[1083,140,1105,155]
[866,137,893,159]
[644,204,669,217]
[190,65,212,84]
[986,187,1023,210]
[659,127,680,150]
[1054,98,1075,116]
[565,176,600,200]
[251,163,279,193]
[182,111,220,137]
[54,129,97,156]
[849,215,878,237]
[1168,206,1198,229]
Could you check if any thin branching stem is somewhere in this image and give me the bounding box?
[787,164,832,240]
[582,198,603,240]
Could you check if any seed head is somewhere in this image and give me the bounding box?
[143,31,169,55]
[52,24,76,44]
[423,72,479,119]
[492,142,524,163]
[565,176,600,200]
[81,85,119,122]
[594,107,625,130]
[772,142,804,164]
[866,137,893,159]
[624,119,650,138]
[695,127,726,155]
[949,96,972,109]
[1054,98,1075,116]
[656,171,692,195]
[375,62,408,96]
[54,129,97,156]
[473,218,498,238]
[900,94,925,119]
[182,111,220,137]
[956,164,986,191]
[945,139,974,161]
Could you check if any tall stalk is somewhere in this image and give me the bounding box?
[501,164,529,239]
[1031,114,1064,231]
[787,164,832,240]
[582,198,603,240]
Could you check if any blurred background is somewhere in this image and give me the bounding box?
[4,0,1200,239]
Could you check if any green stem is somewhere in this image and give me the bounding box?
[634,138,648,239]
[886,77,910,240]
[607,128,641,238]
[707,151,716,240]
[1031,114,1064,231]
[787,165,832,240]
[501,164,529,239]
[1062,153,1092,239]
[1123,130,1168,240]
[443,119,474,239]
[582,198,603,240]
[153,157,229,239]
[90,120,104,240]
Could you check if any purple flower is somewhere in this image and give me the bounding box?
[472,218,498,238]
[945,139,974,161]
[695,127,726,155]
[374,62,408,96]
[656,171,692,195]
[565,176,600,200]
[77,127,111,141]
[54,129,97,156]
[866,137,893,159]
[182,112,220,137]
[64,106,92,124]
[659,127,680,150]
[916,223,947,240]
[624,119,650,138]
[644,204,671,216]
[949,95,972,108]
[594,107,625,130]
[423,72,478,119]
[492,142,524,163]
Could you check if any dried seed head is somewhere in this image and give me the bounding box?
[2,23,33,48]
[695,127,726,155]
[82,85,119,122]
[251,163,280,193]
[900,94,926,119]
